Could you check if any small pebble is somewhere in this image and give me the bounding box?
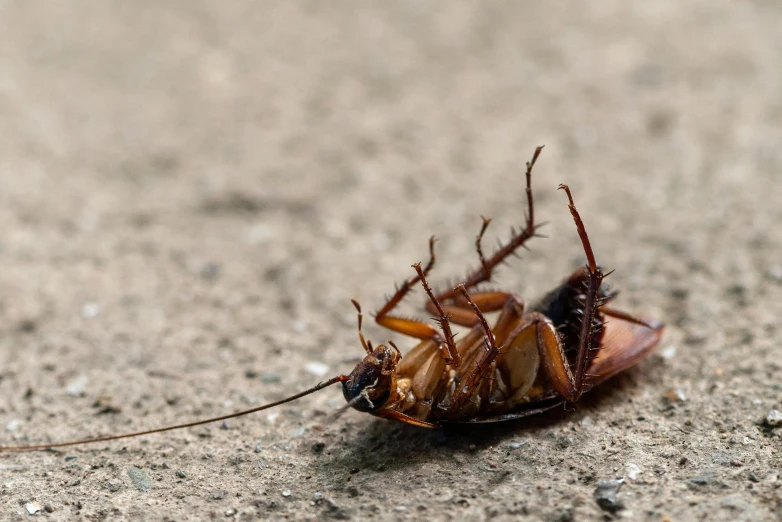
[282,489,292,497]
[220,420,230,430]
[508,440,529,450]
[81,302,101,318]
[468,444,477,451]
[766,409,782,427]
[127,467,152,492]
[5,420,21,431]
[200,262,221,281]
[44,505,55,513]
[292,320,307,333]
[625,463,642,481]
[176,470,187,479]
[664,388,686,403]
[688,472,716,486]
[660,345,677,361]
[594,479,624,512]
[18,319,37,333]
[66,375,89,396]
[304,361,329,377]
[25,502,43,515]
[224,508,235,516]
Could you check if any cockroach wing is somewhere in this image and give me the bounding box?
[587,316,664,388]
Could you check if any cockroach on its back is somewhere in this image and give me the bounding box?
[0,146,664,451]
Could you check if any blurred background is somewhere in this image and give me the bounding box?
[0,2,780,520]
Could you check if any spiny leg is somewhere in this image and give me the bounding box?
[475,215,493,281]
[412,263,461,366]
[386,340,402,363]
[442,285,502,416]
[433,290,520,328]
[434,146,545,304]
[375,236,437,334]
[429,215,499,324]
[350,299,373,354]
[558,183,604,400]
[601,306,657,331]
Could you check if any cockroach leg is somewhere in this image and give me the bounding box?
[475,215,493,280]
[374,236,438,337]
[441,285,501,416]
[525,312,579,401]
[351,299,373,354]
[372,409,439,428]
[558,184,604,400]
[413,262,461,366]
[456,285,496,349]
[485,294,525,347]
[601,306,657,331]
[387,340,402,363]
[429,290,517,328]
[434,146,544,305]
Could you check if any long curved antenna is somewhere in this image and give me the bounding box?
[0,375,349,452]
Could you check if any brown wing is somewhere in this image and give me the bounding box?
[587,315,664,387]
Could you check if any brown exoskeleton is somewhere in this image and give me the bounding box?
[0,146,663,450]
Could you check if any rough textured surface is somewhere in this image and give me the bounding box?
[1,2,780,520]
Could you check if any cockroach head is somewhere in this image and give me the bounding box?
[342,345,399,412]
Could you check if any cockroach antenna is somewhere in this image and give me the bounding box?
[0,375,349,452]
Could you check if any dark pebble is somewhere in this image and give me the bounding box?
[594,479,624,513]
[687,472,716,487]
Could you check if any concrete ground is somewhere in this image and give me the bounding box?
[0,1,780,520]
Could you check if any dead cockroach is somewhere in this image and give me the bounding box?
[0,146,663,451]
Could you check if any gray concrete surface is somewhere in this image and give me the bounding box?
[0,1,780,520]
